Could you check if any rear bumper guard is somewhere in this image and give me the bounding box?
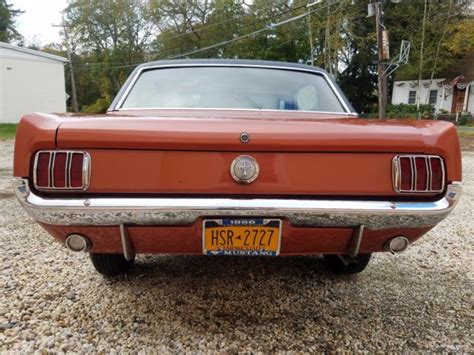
[13,178,462,230]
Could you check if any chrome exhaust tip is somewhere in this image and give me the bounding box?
[65,234,91,252]
[384,236,410,254]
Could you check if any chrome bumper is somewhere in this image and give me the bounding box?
[13,178,462,230]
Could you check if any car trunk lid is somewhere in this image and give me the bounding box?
[56,109,431,153]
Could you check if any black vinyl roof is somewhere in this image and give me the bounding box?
[136,58,327,74]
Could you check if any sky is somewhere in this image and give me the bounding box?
[11,0,68,45]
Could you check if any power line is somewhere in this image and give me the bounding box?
[75,1,339,71]
[148,3,308,56]
[155,2,307,43]
[163,12,312,60]
[74,3,308,69]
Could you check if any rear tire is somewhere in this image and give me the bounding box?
[89,253,135,276]
[323,253,372,274]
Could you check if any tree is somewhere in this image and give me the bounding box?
[63,0,155,111]
[337,1,378,113]
[0,0,23,43]
[385,0,472,80]
[57,0,473,114]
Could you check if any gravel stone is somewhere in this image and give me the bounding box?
[0,139,472,352]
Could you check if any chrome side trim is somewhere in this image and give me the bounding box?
[115,107,354,116]
[13,179,462,230]
[113,63,357,115]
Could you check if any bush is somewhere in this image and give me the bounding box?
[81,96,112,114]
[458,113,473,126]
[385,103,435,119]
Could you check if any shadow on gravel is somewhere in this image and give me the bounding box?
[96,255,363,335]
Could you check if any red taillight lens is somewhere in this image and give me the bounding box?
[430,157,443,191]
[394,155,445,193]
[36,152,51,187]
[70,153,84,188]
[53,152,67,188]
[33,151,89,190]
[399,157,412,191]
[415,157,428,191]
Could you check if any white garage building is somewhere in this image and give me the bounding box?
[0,42,68,123]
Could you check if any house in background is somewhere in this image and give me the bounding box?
[391,54,474,114]
[0,42,68,123]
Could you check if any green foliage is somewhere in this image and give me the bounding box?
[386,0,471,80]
[57,0,473,116]
[0,0,23,43]
[81,96,112,114]
[458,113,473,126]
[386,103,435,119]
[0,124,17,140]
[63,0,152,110]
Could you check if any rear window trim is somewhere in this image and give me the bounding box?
[114,64,356,115]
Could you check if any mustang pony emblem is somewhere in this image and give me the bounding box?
[230,155,259,184]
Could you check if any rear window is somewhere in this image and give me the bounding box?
[121,66,346,113]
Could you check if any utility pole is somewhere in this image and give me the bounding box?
[307,12,314,66]
[53,21,79,113]
[374,1,388,119]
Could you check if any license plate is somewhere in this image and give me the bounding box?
[203,218,282,256]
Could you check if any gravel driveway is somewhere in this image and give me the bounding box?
[0,140,472,352]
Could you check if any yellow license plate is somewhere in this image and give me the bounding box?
[203,219,282,256]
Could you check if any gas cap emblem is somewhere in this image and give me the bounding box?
[230,155,259,184]
[240,132,250,143]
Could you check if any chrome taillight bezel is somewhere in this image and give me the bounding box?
[33,151,91,191]
[392,155,445,194]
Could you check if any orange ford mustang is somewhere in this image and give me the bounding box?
[13,59,462,276]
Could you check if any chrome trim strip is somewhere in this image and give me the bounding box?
[114,63,357,115]
[13,178,462,230]
[50,151,56,188]
[392,156,401,193]
[115,107,354,116]
[47,152,53,188]
[81,152,91,190]
[66,152,72,188]
[410,156,416,191]
[64,152,69,188]
[424,157,430,192]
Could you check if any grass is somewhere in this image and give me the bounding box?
[0,124,18,140]
[457,126,474,136]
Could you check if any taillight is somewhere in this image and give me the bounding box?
[393,155,445,193]
[53,152,67,188]
[415,157,428,191]
[35,152,51,188]
[33,151,90,190]
[399,157,412,191]
[70,153,85,188]
[430,157,443,191]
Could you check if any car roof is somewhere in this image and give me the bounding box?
[136,58,328,74]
